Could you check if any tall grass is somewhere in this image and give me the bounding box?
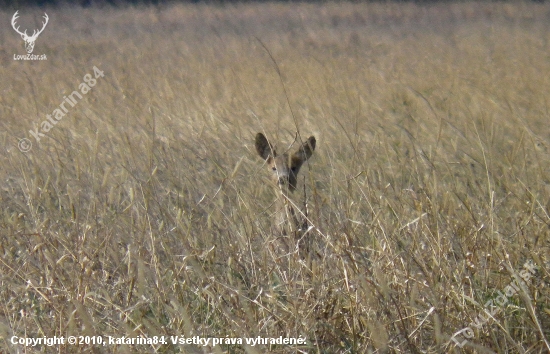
[1,2,549,353]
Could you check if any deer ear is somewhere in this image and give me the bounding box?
[294,136,316,162]
[255,133,275,161]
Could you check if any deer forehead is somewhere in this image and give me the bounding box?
[271,154,292,171]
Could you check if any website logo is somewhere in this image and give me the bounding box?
[12,11,48,60]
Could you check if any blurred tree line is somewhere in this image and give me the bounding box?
[8,0,532,10]
[2,0,178,8]
[0,0,545,10]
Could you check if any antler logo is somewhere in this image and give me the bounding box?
[11,11,49,54]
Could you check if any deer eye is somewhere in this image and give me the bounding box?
[272,167,276,171]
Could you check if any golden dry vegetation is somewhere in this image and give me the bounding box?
[1,1,550,353]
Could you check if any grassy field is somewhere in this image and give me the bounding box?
[1,1,550,352]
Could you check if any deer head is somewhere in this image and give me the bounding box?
[12,11,49,54]
[255,133,316,194]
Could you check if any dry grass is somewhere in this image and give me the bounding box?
[1,1,550,353]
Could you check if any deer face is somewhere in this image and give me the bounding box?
[255,133,316,193]
[23,36,37,54]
